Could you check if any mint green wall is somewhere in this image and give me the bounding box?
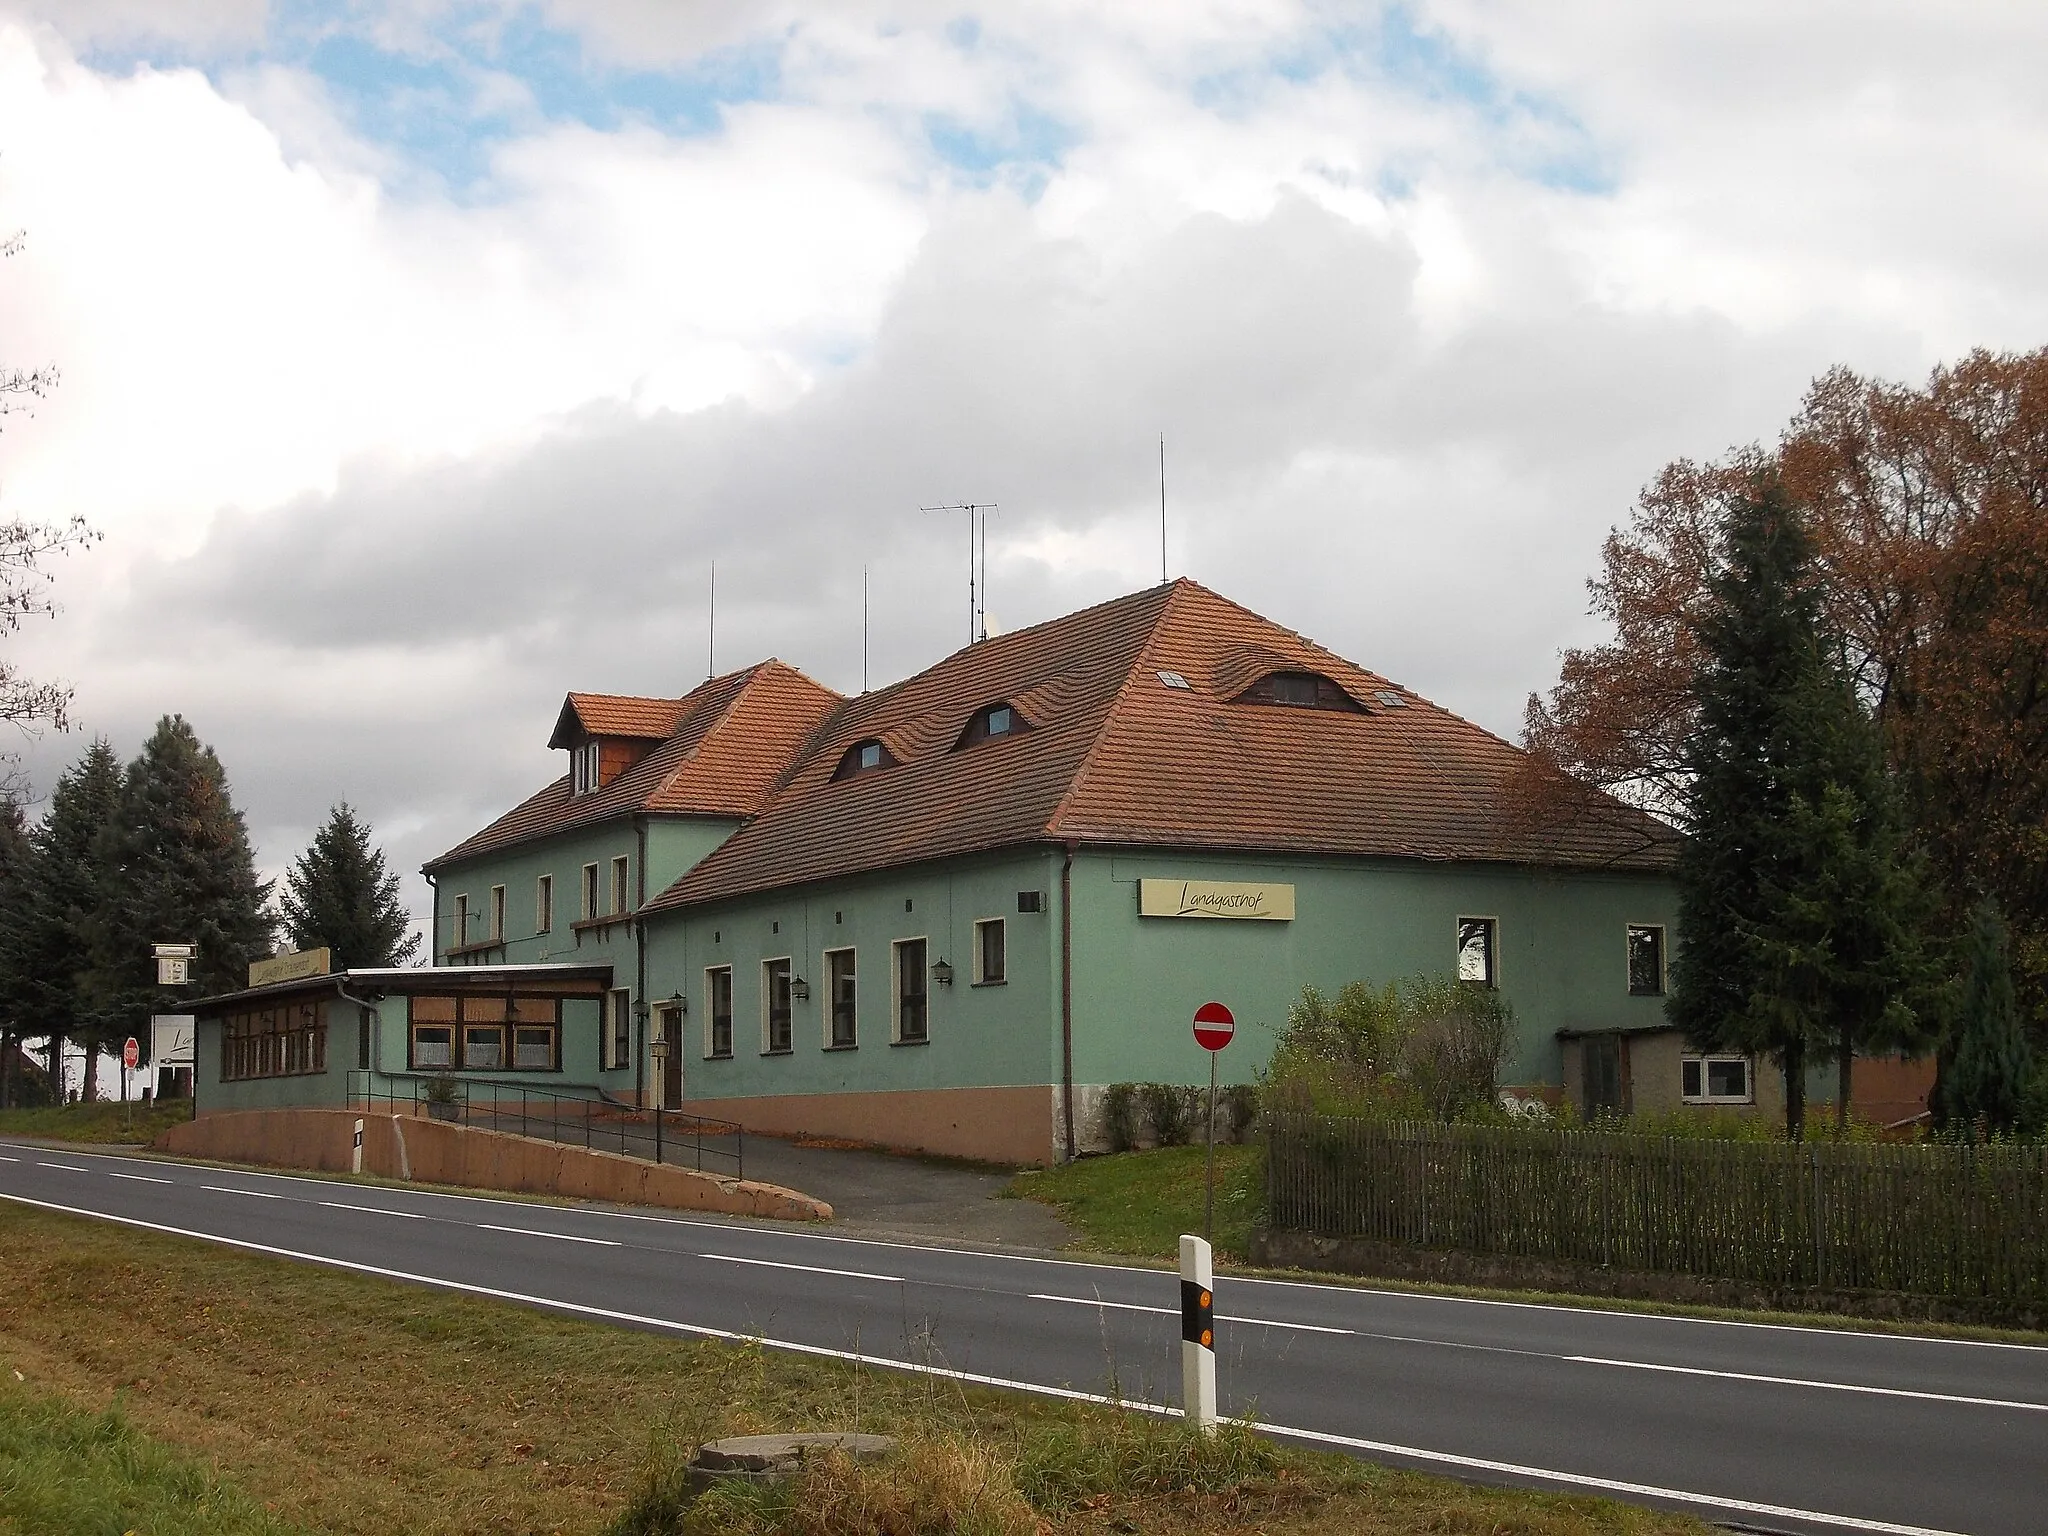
[1069,850,1680,1090]
[643,850,1062,1105]
[193,997,359,1113]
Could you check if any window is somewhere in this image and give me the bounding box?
[1683,1055,1753,1105]
[827,948,857,1047]
[357,1007,371,1070]
[610,855,630,914]
[452,893,470,950]
[706,966,734,1058]
[956,703,1030,749]
[604,988,632,1070]
[1234,670,1362,712]
[572,740,601,795]
[1456,917,1497,988]
[490,885,506,942]
[1627,925,1665,996]
[762,959,792,1052]
[894,938,929,1043]
[832,738,894,780]
[974,919,1006,985]
[581,863,599,921]
[407,995,560,1073]
[536,874,554,934]
[219,1002,327,1081]
[1017,890,1044,914]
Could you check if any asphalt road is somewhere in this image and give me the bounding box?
[3,1142,2043,1536]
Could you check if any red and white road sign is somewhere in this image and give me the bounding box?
[1192,1001,1235,1051]
[122,1036,140,1070]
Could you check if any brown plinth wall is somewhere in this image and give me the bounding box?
[156,1108,830,1221]
[684,1085,1058,1167]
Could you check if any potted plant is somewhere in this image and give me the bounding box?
[422,1074,461,1122]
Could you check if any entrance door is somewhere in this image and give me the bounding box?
[656,1003,683,1110]
[1583,1036,1625,1120]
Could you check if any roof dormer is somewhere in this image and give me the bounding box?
[955,701,1031,750]
[1232,670,1364,712]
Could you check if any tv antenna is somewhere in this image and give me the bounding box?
[921,502,999,645]
[706,560,716,679]
[1159,433,1168,584]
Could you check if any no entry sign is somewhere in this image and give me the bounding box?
[122,1037,140,1070]
[1192,1002,1235,1051]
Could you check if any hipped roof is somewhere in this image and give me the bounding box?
[644,580,1678,913]
[426,661,841,871]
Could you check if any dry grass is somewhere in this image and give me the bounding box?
[0,1205,1715,1535]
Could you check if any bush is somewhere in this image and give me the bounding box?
[1101,1083,1142,1152]
[1223,1082,1259,1141]
[1142,1083,1192,1147]
[1263,974,1515,1124]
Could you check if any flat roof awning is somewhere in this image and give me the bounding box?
[188,962,615,1014]
[1554,1023,1680,1041]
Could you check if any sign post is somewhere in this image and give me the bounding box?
[1191,1002,1235,1241]
[121,1037,139,1130]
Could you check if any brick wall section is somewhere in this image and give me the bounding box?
[156,1108,831,1221]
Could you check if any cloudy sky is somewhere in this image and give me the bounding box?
[0,1,2042,940]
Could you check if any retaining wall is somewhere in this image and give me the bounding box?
[156,1108,831,1222]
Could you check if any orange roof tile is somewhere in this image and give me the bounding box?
[548,694,688,747]
[426,661,841,870]
[643,581,1676,913]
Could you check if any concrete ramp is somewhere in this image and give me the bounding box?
[156,1108,832,1222]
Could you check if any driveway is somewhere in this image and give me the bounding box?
[732,1137,1073,1250]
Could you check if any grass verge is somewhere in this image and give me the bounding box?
[0,1203,1712,1535]
[0,1102,194,1145]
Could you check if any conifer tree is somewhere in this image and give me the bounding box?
[82,717,273,1049]
[1669,475,1929,1137]
[0,794,35,1107]
[1934,901,2032,1138]
[19,739,122,1099]
[279,802,420,969]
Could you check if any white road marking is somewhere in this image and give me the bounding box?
[0,1188,1975,1536]
[320,1202,426,1220]
[1568,1354,2048,1414]
[36,1162,87,1172]
[701,1253,898,1283]
[107,1173,172,1185]
[0,1155,17,1162]
[1030,1294,1353,1335]
[203,1185,283,1199]
[477,1223,618,1246]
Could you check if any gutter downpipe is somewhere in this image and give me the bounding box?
[634,816,649,1110]
[424,870,440,964]
[332,977,388,1103]
[1061,841,1076,1163]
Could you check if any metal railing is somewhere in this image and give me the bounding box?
[345,1071,742,1177]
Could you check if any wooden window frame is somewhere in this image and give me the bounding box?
[1456,916,1499,990]
[219,1003,328,1081]
[581,863,599,922]
[407,995,560,1073]
[610,855,631,915]
[452,893,469,951]
[892,937,929,1044]
[825,947,857,1049]
[536,874,554,934]
[490,885,506,942]
[972,918,1005,985]
[603,988,632,1071]
[761,958,793,1054]
[1627,923,1666,996]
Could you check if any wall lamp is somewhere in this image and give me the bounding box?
[668,991,686,1014]
[932,958,955,987]
[791,976,812,1002]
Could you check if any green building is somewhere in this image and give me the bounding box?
[190,581,1693,1162]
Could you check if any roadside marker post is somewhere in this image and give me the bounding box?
[1179,1233,1217,1433]
[1191,1002,1235,1240]
[352,1119,365,1175]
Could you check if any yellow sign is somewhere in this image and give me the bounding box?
[249,948,333,988]
[1138,880,1295,921]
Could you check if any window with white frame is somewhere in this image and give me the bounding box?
[826,948,857,1047]
[973,918,1005,985]
[603,988,632,1070]
[581,863,599,921]
[705,966,733,1058]
[1456,916,1497,988]
[610,855,630,914]
[572,740,601,795]
[1682,1055,1753,1105]
[490,885,506,942]
[1627,924,1666,996]
[894,938,929,1043]
[452,893,470,951]
[762,959,792,1052]
[536,874,553,934]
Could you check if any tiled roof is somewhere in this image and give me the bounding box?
[644,581,1677,913]
[548,693,687,748]
[425,661,841,870]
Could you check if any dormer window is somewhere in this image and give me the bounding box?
[831,738,895,781]
[572,741,602,795]
[1234,671,1362,712]
[957,702,1030,749]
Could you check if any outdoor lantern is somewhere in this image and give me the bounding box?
[650,1035,670,1062]
[668,990,686,1015]
[932,958,955,987]
[791,976,811,1001]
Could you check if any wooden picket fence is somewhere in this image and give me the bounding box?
[1264,1113,2048,1301]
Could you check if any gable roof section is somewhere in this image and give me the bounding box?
[548,693,687,749]
[426,661,841,871]
[646,581,1677,913]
